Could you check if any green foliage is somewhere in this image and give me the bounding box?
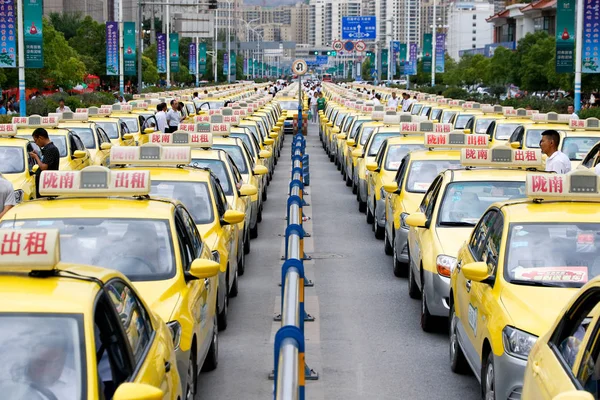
[142,56,159,85]
[48,12,83,41]
[143,44,157,65]
[578,108,600,119]
[501,97,571,113]
[442,87,470,99]
[361,57,371,80]
[26,97,58,116]
[68,16,106,77]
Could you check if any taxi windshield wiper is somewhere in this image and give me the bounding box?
[509,279,565,288]
[439,221,476,227]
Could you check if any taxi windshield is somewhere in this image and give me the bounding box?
[94,122,119,139]
[349,120,365,140]
[0,147,25,173]
[454,115,474,129]
[359,127,376,146]
[213,144,249,174]
[343,116,355,132]
[525,129,569,149]
[120,117,139,133]
[441,111,457,124]
[475,118,495,134]
[278,101,299,111]
[240,124,260,142]
[438,181,526,226]
[186,104,195,115]
[0,314,85,400]
[420,106,431,116]
[68,128,96,149]
[3,218,176,281]
[19,135,67,157]
[151,181,214,224]
[230,133,256,157]
[495,123,520,140]
[505,223,600,288]
[431,109,443,121]
[368,133,401,156]
[406,160,461,193]
[561,137,600,161]
[410,104,423,115]
[384,145,424,171]
[190,159,232,195]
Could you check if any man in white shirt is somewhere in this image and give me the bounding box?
[155,103,168,133]
[540,130,571,174]
[55,99,71,113]
[401,93,413,112]
[387,92,399,109]
[372,94,381,106]
[166,100,182,132]
[568,105,578,119]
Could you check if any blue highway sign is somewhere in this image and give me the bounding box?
[342,16,377,40]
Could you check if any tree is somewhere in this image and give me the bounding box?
[48,12,83,41]
[361,57,371,80]
[69,16,106,77]
[142,56,159,84]
[485,47,515,87]
[519,34,555,91]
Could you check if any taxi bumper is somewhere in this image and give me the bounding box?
[494,352,526,400]
[394,226,410,264]
[423,269,451,317]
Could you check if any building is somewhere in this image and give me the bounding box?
[44,0,120,23]
[487,0,556,45]
[446,0,494,60]
[240,4,310,45]
[309,0,361,47]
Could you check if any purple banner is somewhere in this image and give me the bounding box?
[189,43,197,75]
[406,43,417,76]
[106,21,118,75]
[157,33,166,73]
[0,0,16,68]
[435,33,445,73]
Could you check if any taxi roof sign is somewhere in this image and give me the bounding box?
[87,107,111,116]
[0,123,18,136]
[12,115,59,128]
[461,146,543,168]
[504,108,538,118]
[425,132,489,148]
[532,112,571,124]
[371,106,386,121]
[109,144,192,165]
[481,105,507,114]
[463,102,481,110]
[39,166,151,197]
[526,169,600,201]
[570,117,600,130]
[111,104,133,113]
[0,229,60,271]
[57,111,89,122]
[149,131,213,148]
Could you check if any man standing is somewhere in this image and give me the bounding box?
[568,105,578,119]
[401,93,413,112]
[372,94,382,106]
[56,99,71,113]
[29,128,60,198]
[540,130,571,174]
[310,91,318,123]
[0,173,15,218]
[317,92,326,113]
[166,100,183,133]
[155,103,168,133]
[387,92,399,109]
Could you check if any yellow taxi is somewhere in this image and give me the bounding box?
[238,118,276,178]
[349,119,385,197]
[463,105,506,135]
[0,124,37,202]
[365,134,426,238]
[340,113,372,186]
[105,104,149,145]
[451,102,486,130]
[382,141,463,277]
[56,110,113,167]
[449,169,600,400]
[485,107,537,146]
[230,125,272,203]
[0,228,182,400]
[89,107,136,147]
[0,167,221,399]
[13,115,92,171]
[407,137,544,332]
[523,275,600,400]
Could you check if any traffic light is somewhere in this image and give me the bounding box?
[332,51,337,56]
[313,51,318,55]
[208,0,217,9]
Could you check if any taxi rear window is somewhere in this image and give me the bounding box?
[475,118,495,134]
[190,159,232,195]
[0,146,25,173]
[120,117,139,133]
[94,121,119,139]
[0,313,86,400]
[213,144,249,174]
[68,128,95,149]
[151,181,214,224]
[405,160,461,193]
[495,123,520,140]
[562,137,600,161]
[2,218,176,281]
[385,144,424,170]
[367,133,400,156]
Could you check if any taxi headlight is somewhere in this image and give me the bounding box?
[400,212,409,230]
[166,321,182,351]
[13,189,24,204]
[502,326,538,360]
[436,255,457,278]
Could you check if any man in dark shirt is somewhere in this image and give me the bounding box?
[30,128,60,197]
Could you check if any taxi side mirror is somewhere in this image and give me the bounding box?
[31,164,39,174]
[461,262,491,283]
[73,150,88,159]
[264,138,275,146]
[332,126,341,134]
[552,392,594,400]
[259,150,272,159]
[239,183,258,197]
[327,122,334,127]
[253,165,268,176]
[270,132,279,139]
[366,162,380,172]
[113,383,164,400]
[383,182,400,194]
[276,121,284,127]
[272,126,281,132]
[143,128,155,134]
[337,133,347,140]
[187,258,220,280]
[510,141,521,149]
[100,142,113,151]
[346,139,356,147]
[406,212,428,229]
[123,133,134,140]
[463,129,471,134]
[222,209,245,225]
[351,148,363,158]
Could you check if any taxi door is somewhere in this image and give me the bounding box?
[99,279,177,398]
[68,133,91,170]
[387,157,409,234]
[368,141,387,203]
[96,127,112,166]
[525,290,600,399]
[213,178,236,288]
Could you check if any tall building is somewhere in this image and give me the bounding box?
[420,0,450,46]
[446,0,494,59]
[240,3,311,45]
[309,0,361,46]
[44,0,118,23]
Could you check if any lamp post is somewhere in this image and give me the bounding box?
[227,0,232,83]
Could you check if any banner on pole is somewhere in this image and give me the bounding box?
[556,0,575,73]
[157,33,166,73]
[0,0,16,68]
[399,43,407,75]
[230,51,236,77]
[422,33,432,73]
[106,22,119,75]
[123,22,136,75]
[169,33,179,72]
[582,0,600,73]
[189,43,197,75]
[24,0,43,68]
[407,43,418,76]
[223,52,228,75]
[435,33,445,73]
[198,43,207,74]
[381,49,388,80]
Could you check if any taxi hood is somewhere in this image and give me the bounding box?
[500,285,577,337]
[133,280,182,324]
[436,227,473,258]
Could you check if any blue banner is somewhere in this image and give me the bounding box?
[223,52,228,75]
[230,51,236,77]
[106,21,118,75]
[169,33,179,73]
[341,16,377,40]
[189,42,196,75]
[0,0,16,67]
[435,33,445,73]
[157,33,166,73]
[406,43,417,76]
[24,0,43,68]
[582,0,600,73]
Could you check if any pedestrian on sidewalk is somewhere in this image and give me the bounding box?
[310,91,318,123]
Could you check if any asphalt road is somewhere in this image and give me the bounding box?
[198,122,480,399]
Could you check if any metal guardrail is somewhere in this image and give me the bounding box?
[272,107,318,400]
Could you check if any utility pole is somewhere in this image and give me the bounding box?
[227,1,231,83]
[166,0,170,88]
[150,5,155,44]
[431,0,437,87]
[137,0,143,92]
[575,0,584,111]
[17,0,25,115]
[118,0,124,94]
[195,37,199,87]
[214,8,218,83]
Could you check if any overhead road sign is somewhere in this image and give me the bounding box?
[342,16,377,40]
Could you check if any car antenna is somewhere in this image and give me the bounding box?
[12,213,16,229]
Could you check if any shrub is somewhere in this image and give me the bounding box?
[442,87,470,99]
[578,108,600,119]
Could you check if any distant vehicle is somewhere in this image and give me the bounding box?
[322,73,333,82]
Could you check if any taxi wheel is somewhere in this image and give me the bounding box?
[420,288,438,333]
[202,313,219,372]
[218,288,228,331]
[384,229,393,256]
[366,204,374,224]
[346,172,352,187]
[449,304,469,374]
[257,207,263,224]
[184,347,197,400]
[238,245,246,276]
[244,230,251,254]
[230,268,239,298]
[262,188,268,202]
[358,192,367,212]
[482,351,495,400]
[374,212,384,239]
[408,264,421,299]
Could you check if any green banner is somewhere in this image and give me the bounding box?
[422,33,433,73]
[170,33,179,72]
[368,52,375,66]
[381,49,388,80]
[556,0,575,72]
[230,51,236,77]
[24,0,43,68]
[123,22,136,75]
[399,43,407,75]
[199,43,207,74]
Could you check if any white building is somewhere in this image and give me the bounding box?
[446,0,494,60]
[309,0,361,46]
